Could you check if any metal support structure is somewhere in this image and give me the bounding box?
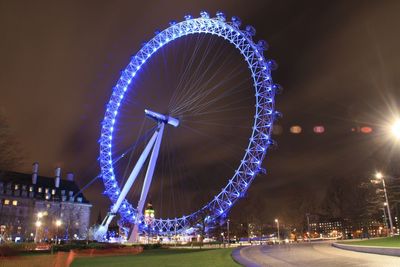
[129,123,165,242]
[95,110,178,242]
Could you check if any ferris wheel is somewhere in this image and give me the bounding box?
[95,11,280,242]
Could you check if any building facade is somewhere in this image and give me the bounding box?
[0,163,91,242]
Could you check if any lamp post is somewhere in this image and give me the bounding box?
[306,213,311,240]
[34,220,41,243]
[227,219,230,247]
[375,172,394,236]
[34,212,44,243]
[55,220,62,244]
[275,219,280,243]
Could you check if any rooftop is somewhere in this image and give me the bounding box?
[0,170,90,204]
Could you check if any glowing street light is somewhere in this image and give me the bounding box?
[373,172,394,236]
[275,218,280,242]
[34,220,42,243]
[391,119,400,139]
[55,219,62,244]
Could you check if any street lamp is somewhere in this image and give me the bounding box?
[375,172,394,236]
[275,219,280,243]
[391,119,400,139]
[34,220,42,243]
[227,219,230,247]
[55,220,62,244]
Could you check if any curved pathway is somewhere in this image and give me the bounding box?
[233,241,400,267]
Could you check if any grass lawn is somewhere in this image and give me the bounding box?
[339,236,400,247]
[71,248,240,267]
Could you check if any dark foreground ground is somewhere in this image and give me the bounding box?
[235,241,400,267]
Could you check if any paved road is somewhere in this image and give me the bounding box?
[234,241,400,267]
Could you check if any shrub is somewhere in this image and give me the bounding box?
[141,243,162,250]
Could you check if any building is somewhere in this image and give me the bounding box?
[0,162,91,242]
[308,215,353,238]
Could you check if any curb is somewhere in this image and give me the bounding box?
[231,246,260,267]
[332,242,400,257]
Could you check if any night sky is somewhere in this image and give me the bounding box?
[1,0,400,225]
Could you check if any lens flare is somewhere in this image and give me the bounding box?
[391,119,400,139]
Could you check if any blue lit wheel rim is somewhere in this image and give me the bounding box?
[99,11,278,235]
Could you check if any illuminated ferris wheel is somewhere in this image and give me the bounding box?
[95,11,280,242]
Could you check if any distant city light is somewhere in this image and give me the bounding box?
[290,125,302,134]
[313,126,325,134]
[360,126,373,134]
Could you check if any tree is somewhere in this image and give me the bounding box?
[0,113,22,170]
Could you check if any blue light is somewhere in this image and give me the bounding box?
[200,11,210,18]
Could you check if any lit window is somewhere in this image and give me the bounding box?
[12,200,17,206]
[38,187,42,193]
[4,199,10,205]
[45,188,49,194]
[14,184,19,190]
[45,195,50,200]
[51,189,56,195]
[29,186,33,192]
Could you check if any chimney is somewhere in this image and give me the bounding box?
[32,162,39,185]
[55,167,61,188]
[66,172,74,182]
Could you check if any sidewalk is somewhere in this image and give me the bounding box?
[332,242,400,256]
